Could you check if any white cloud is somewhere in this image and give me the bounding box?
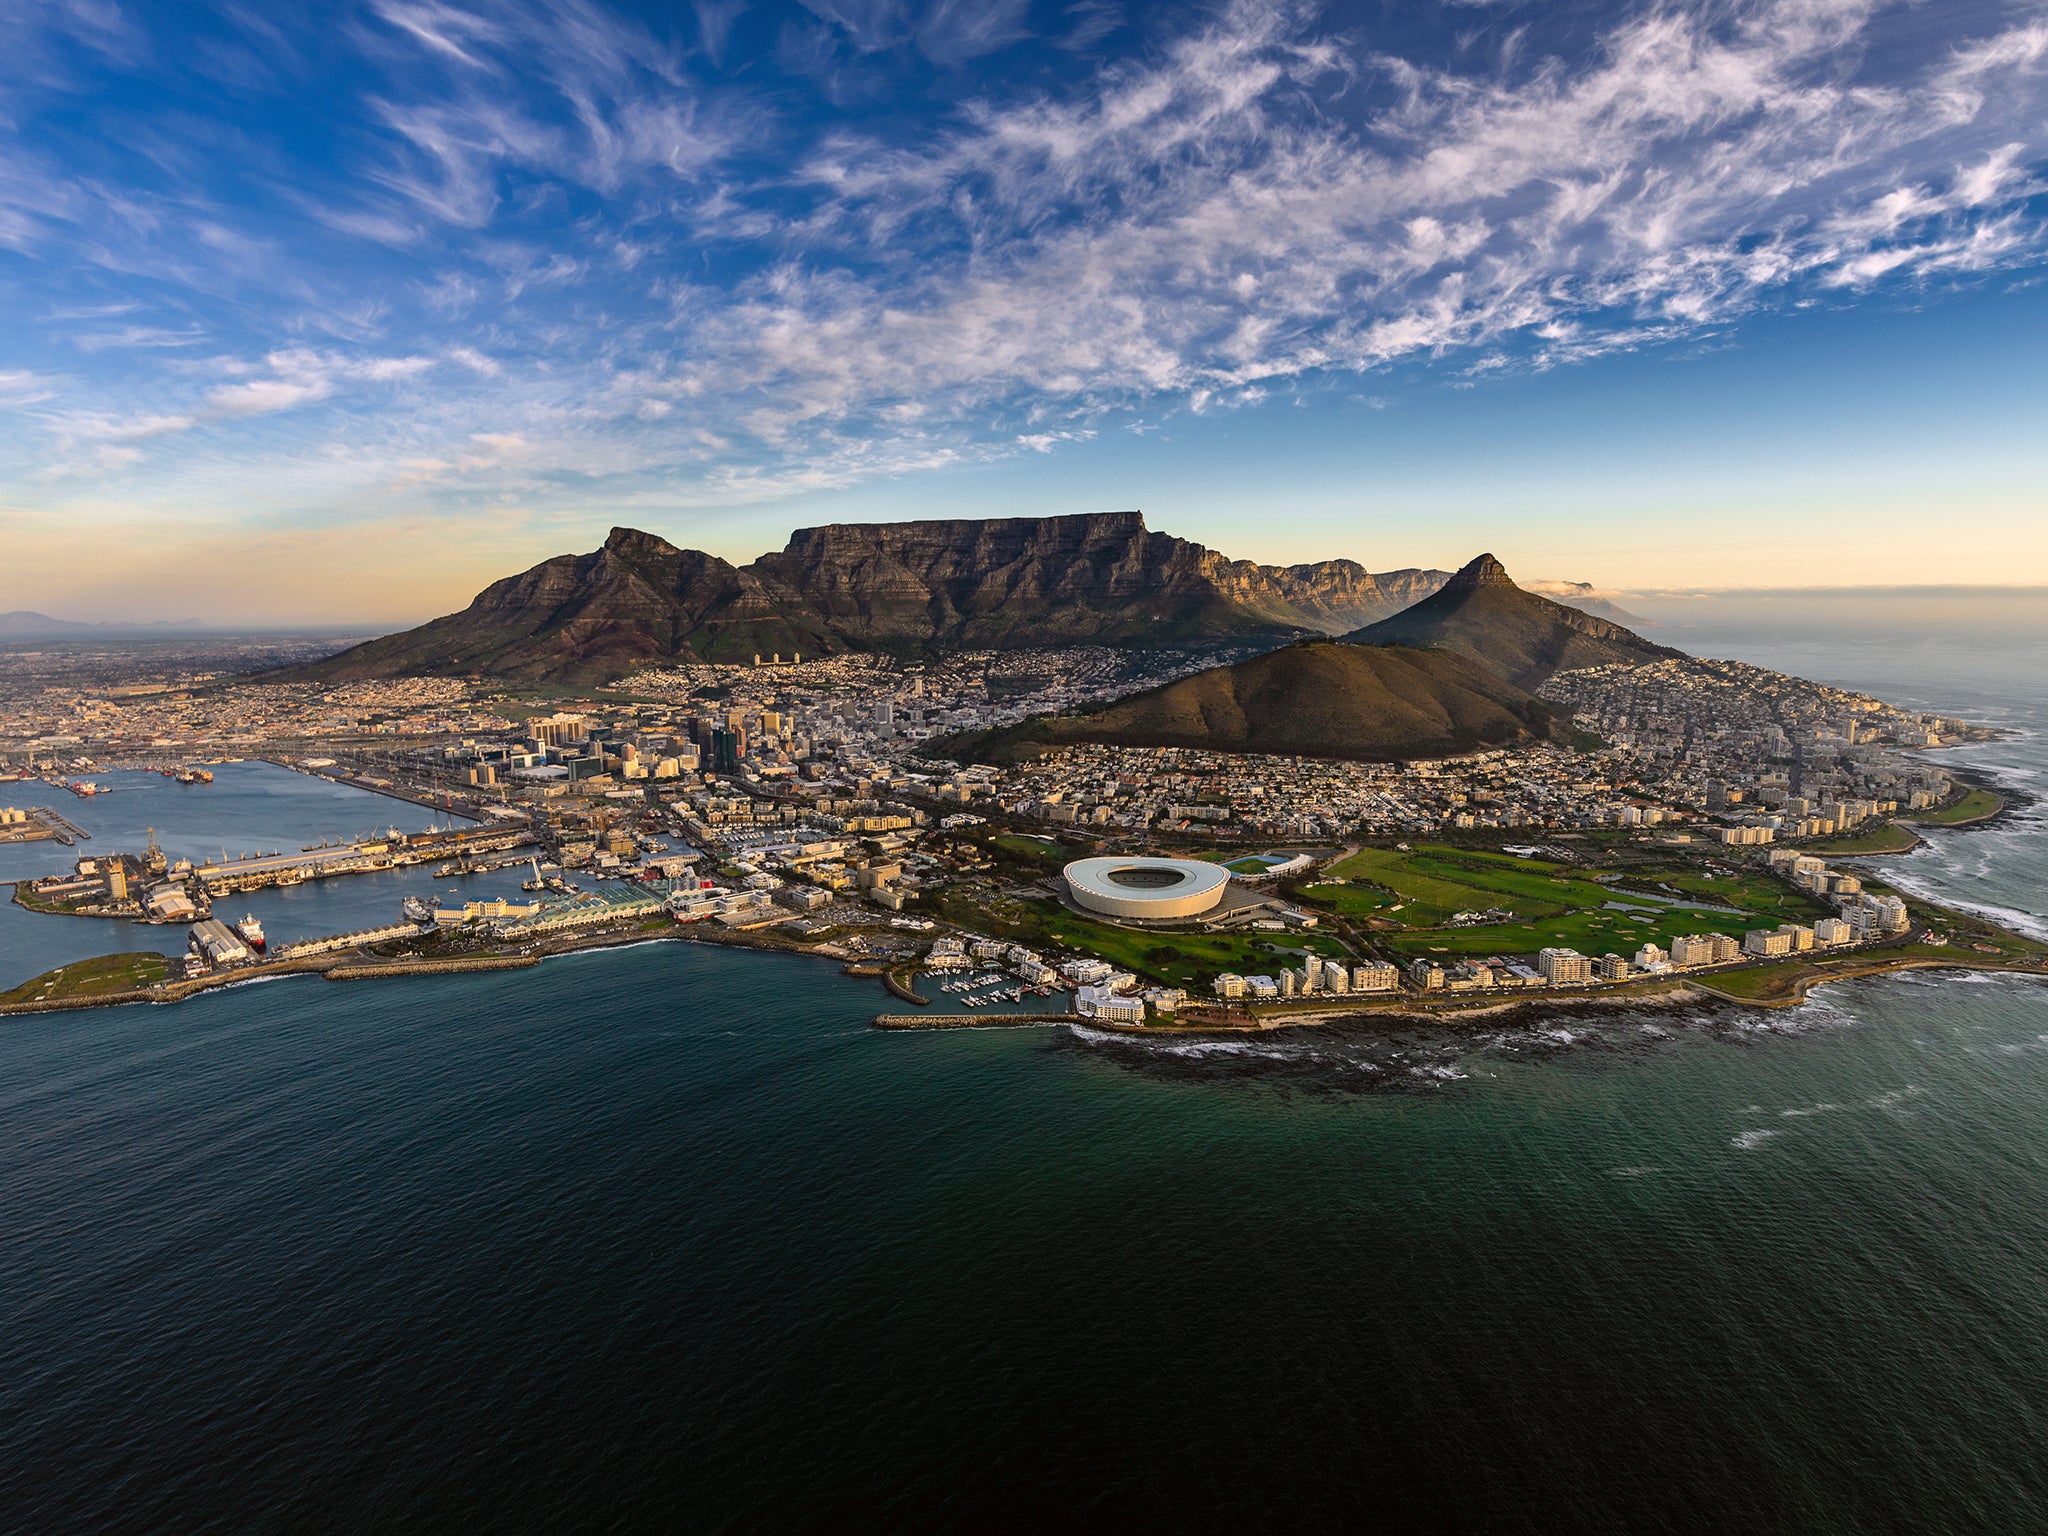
[67,412,196,442]
[206,377,335,416]
[200,349,434,417]
[0,369,58,403]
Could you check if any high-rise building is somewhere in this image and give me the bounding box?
[1538,947,1592,983]
[532,713,586,748]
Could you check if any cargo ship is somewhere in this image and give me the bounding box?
[235,915,266,951]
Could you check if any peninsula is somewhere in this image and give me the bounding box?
[2,517,2037,1029]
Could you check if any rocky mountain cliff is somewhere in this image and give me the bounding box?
[749,511,1443,648]
[289,513,1453,685]
[1346,554,1681,688]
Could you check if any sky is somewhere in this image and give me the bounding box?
[3,0,2046,625]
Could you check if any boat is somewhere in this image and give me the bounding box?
[403,895,436,924]
[235,915,266,951]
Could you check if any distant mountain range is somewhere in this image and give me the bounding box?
[0,611,204,637]
[948,554,1677,764]
[284,513,1454,685]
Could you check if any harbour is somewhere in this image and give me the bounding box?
[0,762,525,990]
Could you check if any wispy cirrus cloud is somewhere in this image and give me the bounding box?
[2,0,2046,518]
[707,0,2048,436]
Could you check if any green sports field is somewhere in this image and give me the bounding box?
[1312,843,1830,964]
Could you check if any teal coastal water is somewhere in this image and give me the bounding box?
[1,625,2044,1531]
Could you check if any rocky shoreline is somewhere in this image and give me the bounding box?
[867,950,2048,1036]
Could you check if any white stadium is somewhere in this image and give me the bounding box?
[1062,856,1232,921]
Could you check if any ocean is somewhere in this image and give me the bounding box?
[2,620,2046,1532]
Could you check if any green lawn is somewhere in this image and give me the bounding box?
[1807,823,1920,854]
[1377,906,1747,962]
[1692,964,1794,1000]
[1623,864,1829,925]
[1,951,170,1005]
[992,834,1066,863]
[1908,788,2003,826]
[1324,844,1615,925]
[1296,880,1401,918]
[1303,844,1831,965]
[10,886,100,915]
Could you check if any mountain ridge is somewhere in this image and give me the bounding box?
[285,513,1454,685]
[1346,553,1681,688]
[947,639,1560,765]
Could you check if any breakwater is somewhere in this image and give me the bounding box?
[874,1011,1074,1029]
[327,955,541,980]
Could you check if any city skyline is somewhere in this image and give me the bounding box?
[4,0,2048,624]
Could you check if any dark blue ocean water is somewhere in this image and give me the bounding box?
[2,625,2046,1532]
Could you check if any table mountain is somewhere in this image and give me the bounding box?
[1524,580,1655,629]
[286,514,1452,685]
[1345,554,1680,688]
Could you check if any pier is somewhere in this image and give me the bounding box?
[194,825,534,895]
[263,756,509,823]
[30,807,89,844]
[873,1011,1075,1029]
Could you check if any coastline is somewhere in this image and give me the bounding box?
[6,898,2043,1024]
[5,764,2042,1026]
[0,913,863,1017]
[871,950,2047,1035]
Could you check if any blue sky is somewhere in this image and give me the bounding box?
[3,0,2046,623]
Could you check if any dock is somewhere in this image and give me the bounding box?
[263,756,501,822]
[31,807,89,844]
